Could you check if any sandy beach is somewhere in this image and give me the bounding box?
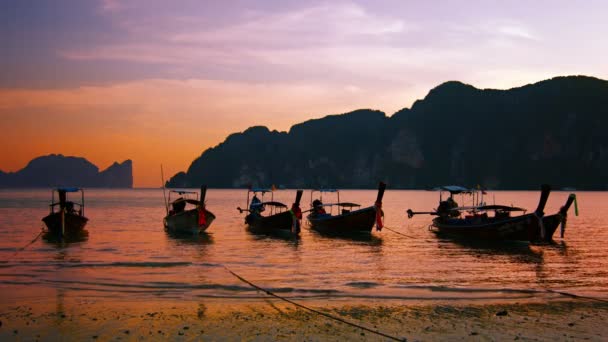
[1,296,607,341]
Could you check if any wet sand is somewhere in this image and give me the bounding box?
[1,297,607,341]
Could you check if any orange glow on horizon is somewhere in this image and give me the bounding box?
[4,1,608,187]
[0,79,410,187]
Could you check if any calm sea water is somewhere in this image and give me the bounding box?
[0,188,606,305]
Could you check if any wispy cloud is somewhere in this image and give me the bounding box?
[61,2,549,91]
[450,20,539,42]
[497,24,538,41]
[99,0,126,13]
[60,44,245,65]
[171,3,409,46]
[63,3,413,67]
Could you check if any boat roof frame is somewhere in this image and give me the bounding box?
[167,189,201,204]
[49,187,85,215]
[250,188,271,193]
[317,202,361,208]
[254,201,287,208]
[436,185,474,195]
[54,187,83,193]
[245,187,278,214]
[170,190,198,195]
[310,189,341,207]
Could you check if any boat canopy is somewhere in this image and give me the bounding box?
[249,188,272,193]
[450,204,526,212]
[319,202,360,208]
[171,198,203,206]
[439,185,472,194]
[55,187,81,192]
[252,201,287,208]
[170,190,198,195]
[477,205,526,212]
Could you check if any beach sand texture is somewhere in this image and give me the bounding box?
[1,298,607,341]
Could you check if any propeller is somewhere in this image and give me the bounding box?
[406,209,438,218]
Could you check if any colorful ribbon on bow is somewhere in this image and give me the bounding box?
[198,207,207,227]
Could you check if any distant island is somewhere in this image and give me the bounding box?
[167,75,608,190]
[0,154,133,188]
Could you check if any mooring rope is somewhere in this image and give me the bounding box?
[383,225,418,239]
[545,289,608,304]
[10,228,44,258]
[223,266,406,342]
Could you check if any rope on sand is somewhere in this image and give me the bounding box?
[545,289,608,304]
[223,266,407,342]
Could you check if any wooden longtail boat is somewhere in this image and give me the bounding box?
[42,188,88,236]
[163,185,216,234]
[407,185,576,242]
[307,182,386,235]
[238,189,303,235]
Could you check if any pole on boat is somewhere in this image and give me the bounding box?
[535,184,551,216]
[292,189,304,233]
[375,182,387,231]
[61,209,65,237]
[200,185,207,204]
[376,181,387,204]
[160,164,169,216]
[271,187,275,215]
[58,190,67,237]
[535,184,551,240]
[559,193,576,238]
[295,189,303,206]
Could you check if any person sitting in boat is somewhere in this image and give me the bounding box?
[249,195,264,215]
[65,201,76,214]
[312,199,327,216]
[170,198,186,215]
[437,196,459,218]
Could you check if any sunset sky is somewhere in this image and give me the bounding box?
[2,0,607,187]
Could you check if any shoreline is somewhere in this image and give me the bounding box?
[2,295,607,341]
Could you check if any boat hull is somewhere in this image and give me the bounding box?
[164,209,216,234]
[308,206,377,235]
[42,212,88,235]
[432,212,561,242]
[246,210,297,234]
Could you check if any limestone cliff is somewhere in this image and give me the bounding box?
[0,154,133,188]
[168,76,608,190]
